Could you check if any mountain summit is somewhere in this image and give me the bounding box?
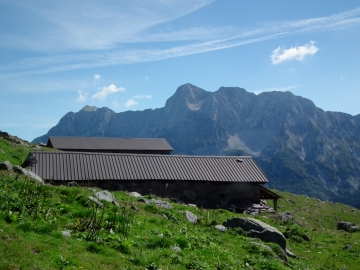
[33,83,360,207]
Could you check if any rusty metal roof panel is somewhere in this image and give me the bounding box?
[47,136,174,151]
[29,152,268,183]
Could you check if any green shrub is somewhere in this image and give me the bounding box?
[144,203,160,214]
[176,237,190,249]
[86,242,105,254]
[115,240,132,254]
[146,236,172,249]
[16,221,33,232]
[35,222,57,234]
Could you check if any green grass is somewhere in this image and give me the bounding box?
[1,170,360,269]
[0,137,33,166]
[0,135,56,166]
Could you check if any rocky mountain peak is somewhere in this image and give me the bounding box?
[32,84,360,208]
[81,105,98,112]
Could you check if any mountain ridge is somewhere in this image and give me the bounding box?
[33,83,360,207]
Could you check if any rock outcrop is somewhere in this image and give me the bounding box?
[32,83,360,208]
[223,217,296,258]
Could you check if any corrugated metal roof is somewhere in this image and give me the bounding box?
[47,136,174,151]
[28,152,268,183]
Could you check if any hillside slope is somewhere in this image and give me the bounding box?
[1,168,360,269]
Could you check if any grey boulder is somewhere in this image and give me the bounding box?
[138,198,173,209]
[183,211,198,224]
[94,190,119,206]
[13,166,44,184]
[223,217,295,258]
[0,161,13,171]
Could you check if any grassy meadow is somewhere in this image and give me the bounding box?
[1,135,360,269]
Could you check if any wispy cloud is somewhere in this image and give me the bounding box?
[125,99,138,108]
[133,94,152,99]
[125,94,152,108]
[92,84,125,101]
[93,74,101,81]
[270,41,319,64]
[1,6,360,79]
[77,90,88,102]
[0,1,214,52]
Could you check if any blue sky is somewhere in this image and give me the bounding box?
[1,0,360,142]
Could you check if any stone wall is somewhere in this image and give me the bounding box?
[55,180,260,210]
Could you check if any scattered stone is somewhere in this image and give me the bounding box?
[131,205,139,211]
[128,192,142,198]
[162,214,168,219]
[187,204,197,207]
[183,211,198,224]
[285,249,297,258]
[138,198,173,209]
[277,212,293,222]
[35,145,42,151]
[67,181,80,187]
[350,226,360,232]
[214,225,227,232]
[343,244,352,250]
[288,199,295,205]
[243,199,275,215]
[337,221,360,232]
[0,161,13,171]
[170,197,184,204]
[62,230,71,238]
[94,190,119,206]
[172,246,181,252]
[88,196,103,207]
[12,166,44,184]
[243,208,259,215]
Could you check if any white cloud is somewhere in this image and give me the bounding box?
[134,94,152,99]
[270,41,319,65]
[125,99,138,107]
[144,76,149,81]
[124,94,152,108]
[77,90,88,102]
[112,100,119,107]
[92,84,125,101]
[93,74,101,81]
